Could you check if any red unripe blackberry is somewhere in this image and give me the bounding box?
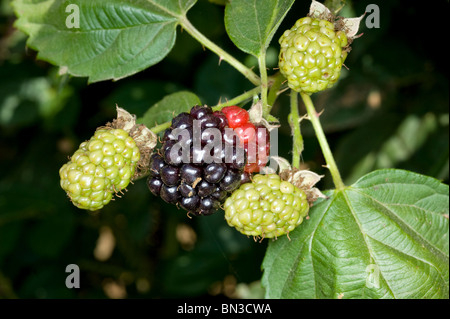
[220,106,271,174]
[221,105,250,128]
[243,124,270,173]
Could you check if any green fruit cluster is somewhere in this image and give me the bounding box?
[279,16,348,94]
[59,128,140,211]
[224,174,309,238]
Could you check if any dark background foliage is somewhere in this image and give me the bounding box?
[0,0,448,298]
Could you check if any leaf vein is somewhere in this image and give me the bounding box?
[342,190,396,298]
[364,234,448,297]
[353,188,449,258]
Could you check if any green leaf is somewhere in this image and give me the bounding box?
[137,91,201,128]
[224,0,295,57]
[262,169,449,299]
[12,0,197,83]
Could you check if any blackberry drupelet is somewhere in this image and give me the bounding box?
[147,105,245,216]
[221,106,270,173]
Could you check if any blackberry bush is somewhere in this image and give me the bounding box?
[13,0,448,299]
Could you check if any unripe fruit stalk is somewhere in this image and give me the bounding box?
[59,107,156,211]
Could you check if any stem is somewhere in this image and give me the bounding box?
[212,86,261,111]
[289,90,303,169]
[300,92,345,190]
[150,121,172,135]
[179,17,261,86]
[150,86,261,135]
[258,54,269,116]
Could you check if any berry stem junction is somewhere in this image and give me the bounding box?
[149,86,261,134]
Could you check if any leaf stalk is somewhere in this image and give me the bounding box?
[179,17,261,86]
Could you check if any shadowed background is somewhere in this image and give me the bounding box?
[0,0,448,298]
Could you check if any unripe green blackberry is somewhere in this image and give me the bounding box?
[224,174,309,239]
[278,16,348,94]
[60,128,140,211]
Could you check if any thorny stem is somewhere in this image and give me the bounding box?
[179,17,261,86]
[149,121,171,135]
[300,92,345,190]
[212,86,261,111]
[258,54,270,116]
[150,86,261,135]
[289,90,303,169]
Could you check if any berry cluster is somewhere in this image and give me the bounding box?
[278,16,348,94]
[60,128,140,211]
[224,174,309,238]
[221,106,270,174]
[147,105,246,216]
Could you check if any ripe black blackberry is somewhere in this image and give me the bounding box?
[147,105,245,216]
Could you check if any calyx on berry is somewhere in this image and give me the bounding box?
[262,156,326,206]
[278,0,364,94]
[224,173,309,240]
[110,106,157,179]
[60,107,157,211]
[308,0,364,46]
